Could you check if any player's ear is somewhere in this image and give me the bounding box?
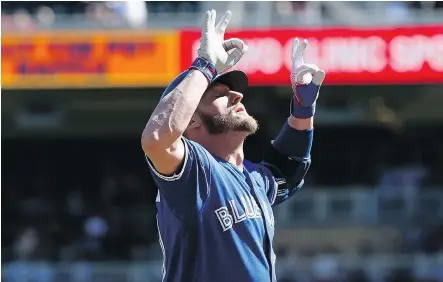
[187,113,201,130]
[188,120,200,129]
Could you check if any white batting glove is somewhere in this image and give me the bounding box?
[291,38,326,87]
[290,38,326,118]
[198,10,248,73]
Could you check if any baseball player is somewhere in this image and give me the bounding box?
[142,9,326,282]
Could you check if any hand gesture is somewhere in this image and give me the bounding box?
[198,10,248,73]
[290,38,326,118]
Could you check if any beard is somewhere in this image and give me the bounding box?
[197,109,259,135]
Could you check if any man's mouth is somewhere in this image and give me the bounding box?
[235,106,245,113]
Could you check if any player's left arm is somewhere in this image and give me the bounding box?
[261,38,326,206]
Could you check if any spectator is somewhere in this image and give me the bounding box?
[106,0,148,28]
[11,9,35,31]
[35,6,55,28]
[311,246,341,282]
[13,227,40,261]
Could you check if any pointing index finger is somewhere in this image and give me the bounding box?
[211,10,217,29]
[294,38,308,62]
[202,10,212,33]
[291,38,299,60]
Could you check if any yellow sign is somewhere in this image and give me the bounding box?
[1,30,180,89]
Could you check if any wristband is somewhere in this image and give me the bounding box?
[189,57,217,82]
[290,98,316,118]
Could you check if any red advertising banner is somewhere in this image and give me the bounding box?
[180,25,443,85]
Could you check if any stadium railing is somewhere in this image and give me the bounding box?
[2,3,443,31]
[274,188,443,228]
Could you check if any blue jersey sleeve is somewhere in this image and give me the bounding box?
[145,138,211,218]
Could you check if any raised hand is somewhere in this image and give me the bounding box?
[198,10,248,73]
[290,38,326,118]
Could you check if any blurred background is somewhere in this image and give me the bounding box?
[1,1,443,282]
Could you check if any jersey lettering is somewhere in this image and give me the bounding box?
[214,207,233,232]
[229,200,247,223]
[215,195,263,232]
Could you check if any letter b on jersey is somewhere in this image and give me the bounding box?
[215,207,233,232]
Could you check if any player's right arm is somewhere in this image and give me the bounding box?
[141,10,246,216]
[142,9,245,176]
[142,70,209,176]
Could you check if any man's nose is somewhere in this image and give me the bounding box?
[229,91,243,105]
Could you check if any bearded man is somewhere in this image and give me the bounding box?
[142,9,326,282]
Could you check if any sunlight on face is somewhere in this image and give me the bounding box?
[197,84,259,135]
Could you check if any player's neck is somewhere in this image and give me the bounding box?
[201,132,245,170]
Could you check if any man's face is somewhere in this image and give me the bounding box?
[196,83,258,135]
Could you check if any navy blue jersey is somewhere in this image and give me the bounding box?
[146,138,279,282]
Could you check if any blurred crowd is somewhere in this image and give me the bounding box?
[2,1,443,31]
[0,1,198,30]
[2,138,159,263]
[2,124,443,264]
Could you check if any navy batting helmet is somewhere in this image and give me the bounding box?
[160,70,248,100]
